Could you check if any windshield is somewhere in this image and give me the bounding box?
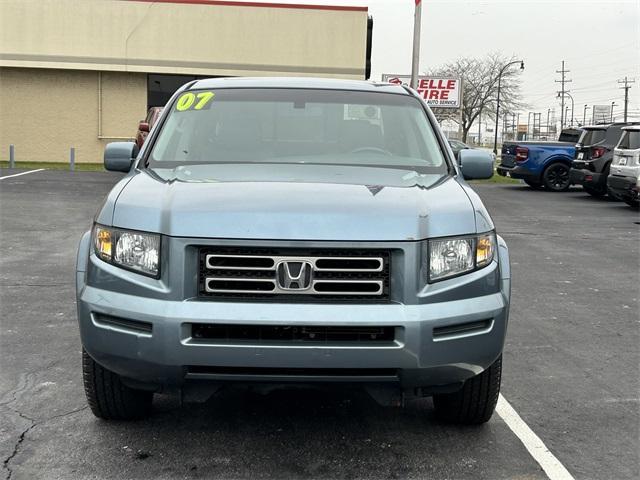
[578,129,606,146]
[558,129,581,143]
[617,130,640,150]
[147,88,448,176]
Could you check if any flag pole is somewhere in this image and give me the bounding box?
[410,0,422,89]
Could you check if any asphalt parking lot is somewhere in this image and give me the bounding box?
[1,169,638,480]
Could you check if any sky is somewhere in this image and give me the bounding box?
[249,0,640,124]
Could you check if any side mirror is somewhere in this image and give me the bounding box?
[104,142,139,172]
[459,149,494,180]
[138,121,150,133]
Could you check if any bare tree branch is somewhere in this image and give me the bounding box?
[427,53,527,142]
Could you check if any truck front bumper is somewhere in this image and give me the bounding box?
[78,286,509,391]
[76,235,511,392]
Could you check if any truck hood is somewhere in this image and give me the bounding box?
[109,164,477,241]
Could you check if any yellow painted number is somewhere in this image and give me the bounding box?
[194,91,215,110]
[175,91,215,111]
[176,92,196,111]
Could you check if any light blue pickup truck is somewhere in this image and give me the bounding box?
[76,77,510,424]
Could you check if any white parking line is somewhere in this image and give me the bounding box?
[497,394,575,480]
[0,168,46,180]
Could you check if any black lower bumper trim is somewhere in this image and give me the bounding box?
[570,168,604,187]
[187,366,398,377]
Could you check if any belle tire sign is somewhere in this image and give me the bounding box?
[382,74,462,109]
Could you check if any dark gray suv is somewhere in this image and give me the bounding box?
[76,77,510,424]
[570,122,640,197]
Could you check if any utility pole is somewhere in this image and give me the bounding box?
[618,77,635,122]
[546,109,551,137]
[478,109,481,144]
[555,61,572,128]
[410,1,422,89]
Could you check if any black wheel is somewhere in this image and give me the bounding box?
[624,198,640,209]
[82,349,153,420]
[583,184,607,197]
[433,355,502,425]
[542,163,571,192]
[524,179,543,190]
[607,189,623,201]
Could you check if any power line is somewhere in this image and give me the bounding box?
[555,60,572,128]
[618,76,636,122]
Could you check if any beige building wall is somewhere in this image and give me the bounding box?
[0,0,368,78]
[0,68,146,163]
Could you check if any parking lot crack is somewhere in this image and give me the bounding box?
[43,405,88,422]
[3,420,35,480]
[0,363,62,409]
[2,405,88,480]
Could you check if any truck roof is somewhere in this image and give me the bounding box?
[190,77,410,95]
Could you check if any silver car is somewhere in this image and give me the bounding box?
[76,77,510,424]
[608,125,640,208]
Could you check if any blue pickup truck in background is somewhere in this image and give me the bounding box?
[497,128,582,191]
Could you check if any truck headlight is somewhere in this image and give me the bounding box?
[427,232,496,282]
[93,224,160,278]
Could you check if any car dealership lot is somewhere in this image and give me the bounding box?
[1,169,638,480]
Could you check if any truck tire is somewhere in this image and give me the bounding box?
[82,349,153,420]
[607,189,623,201]
[583,185,607,197]
[433,355,502,424]
[624,198,640,209]
[542,163,571,192]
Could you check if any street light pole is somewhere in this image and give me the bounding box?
[610,102,616,122]
[410,1,422,90]
[557,91,574,127]
[493,60,524,154]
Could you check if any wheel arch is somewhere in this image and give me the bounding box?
[543,155,573,172]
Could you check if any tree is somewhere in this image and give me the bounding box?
[427,53,526,142]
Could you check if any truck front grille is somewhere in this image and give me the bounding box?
[198,247,390,302]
